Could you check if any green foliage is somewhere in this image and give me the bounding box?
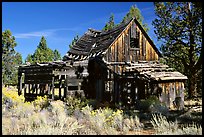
[64,96,89,115]
[102,13,115,31]
[69,35,79,49]
[2,30,23,85]
[102,5,149,32]
[33,36,54,63]
[25,54,33,64]
[25,36,62,64]
[121,5,149,32]
[2,87,25,109]
[140,96,160,110]
[33,95,49,111]
[139,96,168,115]
[152,2,202,98]
[53,49,61,61]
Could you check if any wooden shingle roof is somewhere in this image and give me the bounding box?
[63,18,161,61]
[124,61,188,81]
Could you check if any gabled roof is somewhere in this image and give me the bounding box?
[63,18,161,61]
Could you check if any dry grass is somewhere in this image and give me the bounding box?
[2,86,202,135]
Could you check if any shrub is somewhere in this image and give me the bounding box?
[139,95,169,116]
[64,96,89,115]
[2,87,25,109]
[151,114,202,135]
[33,95,49,111]
[12,101,35,118]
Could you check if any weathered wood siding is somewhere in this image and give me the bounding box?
[159,81,185,109]
[104,20,159,73]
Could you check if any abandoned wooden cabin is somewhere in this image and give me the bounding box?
[18,18,187,110]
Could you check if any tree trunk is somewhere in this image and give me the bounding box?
[187,70,197,99]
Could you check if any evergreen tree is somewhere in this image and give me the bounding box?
[53,49,61,61]
[69,35,79,49]
[152,2,202,98]
[25,54,33,64]
[2,30,22,85]
[32,36,54,63]
[102,13,115,31]
[122,5,149,32]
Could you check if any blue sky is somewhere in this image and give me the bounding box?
[2,2,161,62]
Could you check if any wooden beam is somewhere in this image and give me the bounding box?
[32,84,35,94]
[47,84,50,95]
[18,73,22,96]
[64,76,68,100]
[24,84,27,96]
[52,77,55,100]
[59,76,62,100]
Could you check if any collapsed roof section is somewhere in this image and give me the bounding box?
[63,20,131,61]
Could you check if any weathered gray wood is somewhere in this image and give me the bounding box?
[24,84,27,95]
[48,84,51,95]
[18,74,23,96]
[52,77,55,100]
[32,84,35,94]
[59,76,62,100]
[24,80,53,84]
[64,76,68,99]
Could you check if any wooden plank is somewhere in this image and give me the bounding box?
[180,82,185,109]
[48,84,51,95]
[108,48,111,62]
[25,72,53,76]
[24,84,27,95]
[18,73,22,96]
[24,73,54,80]
[142,35,146,59]
[32,84,35,94]
[122,33,125,62]
[52,77,55,100]
[24,80,53,84]
[166,83,170,108]
[111,43,115,62]
[124,31,128,62]
[24,69,53,74]
[59,77,62,100]
[64,76,68,99]
[159,76,188,80]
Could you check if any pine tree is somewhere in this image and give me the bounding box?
[152,2,202,98]
[102,13,116,31]
[25,54,33,64]
[102,13,115,31]
[2,30,22,85]
[69,35,79,49]
[122,5,149,32]
[53,49,61,61]
[32,36,54,63]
